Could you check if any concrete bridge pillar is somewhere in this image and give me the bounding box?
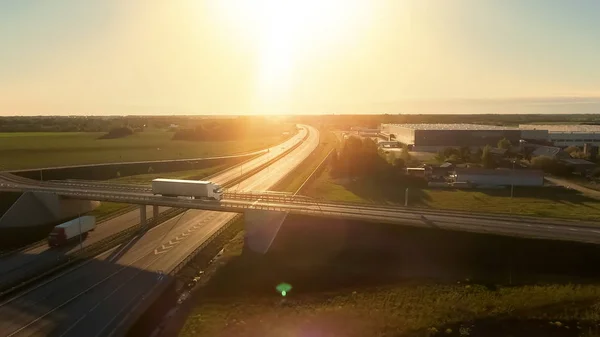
[152,205,159,221]
[140,205,147,229]
[243,209,288,254]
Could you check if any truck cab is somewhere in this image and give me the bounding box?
[212,184,224,201]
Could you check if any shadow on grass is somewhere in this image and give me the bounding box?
[341,175,432,205]
[199,215,600,301]
[413,316,593,337]
[477,186,599,205]
[338,175,599,208]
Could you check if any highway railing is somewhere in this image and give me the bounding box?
[4,181,600,230]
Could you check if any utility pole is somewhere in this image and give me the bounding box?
[511,160,515,199]
[78,203,83,251]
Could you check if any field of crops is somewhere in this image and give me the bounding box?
[0,131,285,170]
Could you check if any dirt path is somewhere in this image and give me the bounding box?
[545,176,600,200]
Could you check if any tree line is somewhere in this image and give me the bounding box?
[329,136,426,187]
[172,118,296,141]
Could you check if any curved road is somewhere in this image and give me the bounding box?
[0,124,320,337]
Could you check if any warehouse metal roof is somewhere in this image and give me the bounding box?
[519,124,600,133]
[384,124,517,130]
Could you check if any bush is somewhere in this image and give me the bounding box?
[99,126,134,139]
[481,145,495,168]
[498,138,512,150]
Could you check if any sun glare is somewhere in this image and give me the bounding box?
[208,0,369,113]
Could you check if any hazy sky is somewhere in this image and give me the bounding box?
[1,0,600,115]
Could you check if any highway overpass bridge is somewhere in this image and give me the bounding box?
[2,173,600,245]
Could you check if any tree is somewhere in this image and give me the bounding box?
[99,126,134,139]
[531,155,574,176]
[393,158,406,169]
[434,150,446,163]
[521,146,534,162]
[459,146,471,162]
[400,144,411,162]
[385,151,396,165]
[564,146,580,155]
[448,154,461,163]
[497,138,512,150]
[443,147,460,159]
[481,145,495,168]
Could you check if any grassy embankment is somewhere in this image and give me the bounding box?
[302,169,600,222]
[272,129,339,193]
[177,130,600,337]
[0,131,284,171]
[180,215,600,337]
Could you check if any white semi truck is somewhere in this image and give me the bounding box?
[48,216,96,247]
[151,178,223,201]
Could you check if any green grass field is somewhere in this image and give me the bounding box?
[0,131,285,170]
[180,230,600,337]
[303,170,600,221]
[108,163,232,185]
[272,130,339,193]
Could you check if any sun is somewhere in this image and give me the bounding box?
[207,0,369,113]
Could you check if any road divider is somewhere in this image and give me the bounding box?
[222,129,309,189]
[108,215,244,336]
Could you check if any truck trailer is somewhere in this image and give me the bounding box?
[48,216,96,247]
[151,178,223,200]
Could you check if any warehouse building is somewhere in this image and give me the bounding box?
[519,124,600,147]
[380,124,521,152]
[450,168,544,187]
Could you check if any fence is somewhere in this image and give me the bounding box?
[294,148,335,196]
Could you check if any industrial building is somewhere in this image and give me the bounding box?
[519,124,600,147]
[380,124,521,152]
[450,168,544,187]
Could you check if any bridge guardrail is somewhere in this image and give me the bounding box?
[4,181,599,229]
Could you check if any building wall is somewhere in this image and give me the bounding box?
[549,133,600,147]
[381,124,415,145]
[454,173,543,186]
[521,129,549,141]
[414,129,521,147]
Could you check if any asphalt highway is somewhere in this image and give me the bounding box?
[0,124,319,337]
[0,126,308,293]
[0,205,170,291]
